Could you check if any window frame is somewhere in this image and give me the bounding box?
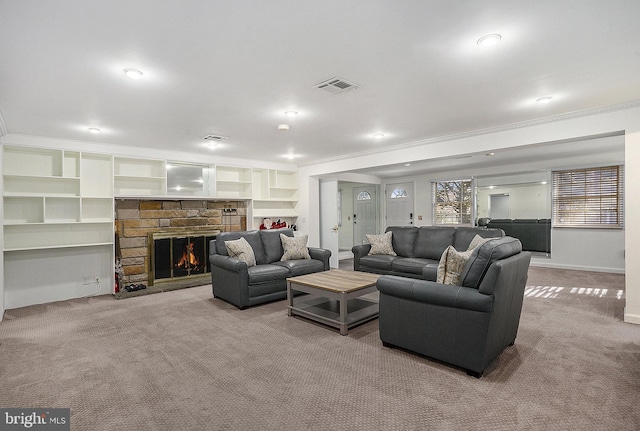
[552,165,624,229]
[431,178,474,226]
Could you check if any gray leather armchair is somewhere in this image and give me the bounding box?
[376,236,531,377]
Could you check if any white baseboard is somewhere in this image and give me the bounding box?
[623,310,640,325]
[530,259,625,274]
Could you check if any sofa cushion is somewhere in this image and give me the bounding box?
[385,226,418,257]
[391,257,436,275]
[260,228,293,263]
[459,237,523,289]
[422,263,439,281]
[273,259,325,276]
[413,227,455,260]
[217,231,266,265]
[366,231,396,256]
[453,227,504,251]
[247,264,290,284]
[224,237,257,267]
[437,245,473,285]
[360,255,397,271]
[281,234,311,260]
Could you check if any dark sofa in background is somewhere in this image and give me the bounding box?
[486,219,551,253]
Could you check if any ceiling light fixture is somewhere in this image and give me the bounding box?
[277,124,290,131]
[123,68,143,79]
[88,127,100,134]
[477,34,502,47]
[373,133,385,139]
[536,96,553,104]
[486,152,495,156]
[284,111,298,117]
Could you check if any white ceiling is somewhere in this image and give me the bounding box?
[0,0,638,176]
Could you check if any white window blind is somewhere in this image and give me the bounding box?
[552,165,623,228]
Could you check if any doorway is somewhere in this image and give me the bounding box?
[386,182,414,226]
[353,186,377,245]
[489,193,510,219]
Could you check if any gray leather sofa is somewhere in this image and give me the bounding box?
[486,218,551,253]
[209,228,331,309]
[376,236,531,377]
[352,226,504,280]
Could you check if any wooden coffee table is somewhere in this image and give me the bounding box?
[287,269,381,335]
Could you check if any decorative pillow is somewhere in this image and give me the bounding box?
[467,234,492,251]
[225,237,256,267]
[436,245,473,285]
[366,231,397,256]
[280,234,311,261]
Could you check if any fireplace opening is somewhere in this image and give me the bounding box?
[149,230,219,286]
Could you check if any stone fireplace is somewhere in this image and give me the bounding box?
[115,199,246,297]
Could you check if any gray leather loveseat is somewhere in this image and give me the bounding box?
[352,226,504,280]
[209,228,331,309]
[377,236,531,377]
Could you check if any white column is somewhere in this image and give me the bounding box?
[624,131,640,324]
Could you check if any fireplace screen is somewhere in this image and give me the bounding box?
[150,231,218,284]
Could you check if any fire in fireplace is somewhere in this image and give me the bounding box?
[149,230,219,285]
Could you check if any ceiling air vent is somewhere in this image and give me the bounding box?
[314,77,360,94]
[203,134,228,142]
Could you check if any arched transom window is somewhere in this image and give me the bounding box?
[356,191,372,201]
[390,188,408,198]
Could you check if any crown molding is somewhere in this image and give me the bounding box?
[300,99,640,168]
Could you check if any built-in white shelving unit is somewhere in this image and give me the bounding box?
[251,168,298,228]
[215,165,253,199]
[2,146,114,251]
[114,157,166,196]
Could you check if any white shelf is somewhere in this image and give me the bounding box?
[3,146,115,252]
[114,157,166,196]
[4,221,113,251]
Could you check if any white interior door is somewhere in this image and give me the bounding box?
[353,186,377,245]
[490,193,510,219]
[386,182,414,226]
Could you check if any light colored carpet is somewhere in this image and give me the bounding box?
[0,267,638,430]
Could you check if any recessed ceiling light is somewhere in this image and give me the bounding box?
[486,152,495,156]
[123,68,143,79]
[88,128,100,134]
[477,34,502,47]
[284,111,298,117]
[373,133,385,139]
[536,96,553,104]
[277,124,290,131]
[207,143,218,149]
[404,163,411,167]
[284,153,298,160]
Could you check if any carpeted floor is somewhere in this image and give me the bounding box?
[0,266,638,430]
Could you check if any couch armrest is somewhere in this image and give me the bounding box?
[209,254,249,308]
[308,247,331,270]
[351,244,372,271]
[210,254,248,272]
[376,275,492,313]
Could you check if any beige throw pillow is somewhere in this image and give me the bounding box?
[280,234,311,260]
[467,234,492,251]
[366,231,397,256]
[225,237,256,267]
[437,245,473,285]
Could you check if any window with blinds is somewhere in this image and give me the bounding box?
[552,165,623,228]
[432,179,473,225]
